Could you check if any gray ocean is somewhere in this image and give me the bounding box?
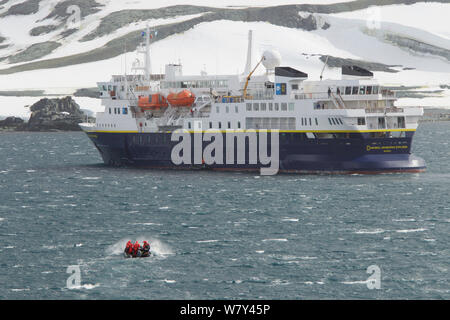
[0,121,449,299]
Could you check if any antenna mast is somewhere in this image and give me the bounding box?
[243,30,253,75]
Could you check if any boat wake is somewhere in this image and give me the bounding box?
[106,237,173,257]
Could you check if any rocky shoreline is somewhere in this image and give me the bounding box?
[0,96,93,132]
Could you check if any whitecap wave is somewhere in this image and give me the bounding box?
[354,229,385,234]
[69,283,100,290]
[195,240,219,243]
[396,228,427,233]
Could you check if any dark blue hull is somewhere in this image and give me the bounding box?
[84,131,426,174]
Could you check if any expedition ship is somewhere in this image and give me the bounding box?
[79,29,426,174]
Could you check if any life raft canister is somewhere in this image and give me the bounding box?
[167,89,195,107]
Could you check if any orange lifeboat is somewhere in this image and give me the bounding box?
[167,89,195,107]
[138,93,168,110]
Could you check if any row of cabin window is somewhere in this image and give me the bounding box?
[341,85,379,95]
[187,121,242,130]
[161,80,228,89]
[245,117,296,130]
[301,117,319,126]
[216,105,240,113]
[109,107,128,115]
[328,117,344,125]
[98,123,117,128]
[245,102,295,112]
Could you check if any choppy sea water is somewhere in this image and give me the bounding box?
[0,122,449,299]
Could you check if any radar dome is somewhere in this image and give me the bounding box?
[262,50,282,70]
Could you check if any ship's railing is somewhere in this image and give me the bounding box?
[244,89,274,100]
[111,74,165,82]
[381,89,396,99]
[219,96,244,103]
[365,107,404,113]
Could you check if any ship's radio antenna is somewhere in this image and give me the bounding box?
[145,25,151,82]
[320,55,329,81]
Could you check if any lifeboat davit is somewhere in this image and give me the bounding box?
[138,93,168,110]
[167,89,195,107]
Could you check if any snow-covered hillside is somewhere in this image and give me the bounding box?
[0,0,449,118]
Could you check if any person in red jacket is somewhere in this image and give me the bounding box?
[124,240,133,256]
[133,241,141,257]
[141,241,151,257]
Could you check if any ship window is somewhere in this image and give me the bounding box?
[226,105,229,113]
[269,103,273,111]
[357,117,366,125]
[235,105,239,113]
[301,118,304,126]
[288,103,294,111]
[292,84,299,90]
[228,121,231,129]
[253,103,259,111]
[246,103,252,111]
[397,116,405,128]
[238,121,241,129]
[352,86,358,95]
[109,108,111,114]
[102,85,107,91]
[188,122,191,129]
[366,86,372,94]
[338,118,343,125]
[309,118,312,126]
[209,122,212,129]
[331,118,337,125]
[315,118,318,125]
[378,117,386,129]
[274,103,279,111]
[123,107,128,115]
[359,86,366,95]
[328,118,333,125]
[281,103,287,111]
[261,103,267,111]
[218,122,222,129]
[345,86,351,95]
[216,106,219,113]
[373,86,379,94]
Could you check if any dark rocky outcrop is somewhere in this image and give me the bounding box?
[43,0,103,21]
[21,96,86,131]
[384,33,450,62]
[74,87,99,98]
[0,116,24,129]
[8,41,61,63]
[29,24,59,36]
[58,28,78,38]
[0,0,41,17]
[319,55,400,73]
